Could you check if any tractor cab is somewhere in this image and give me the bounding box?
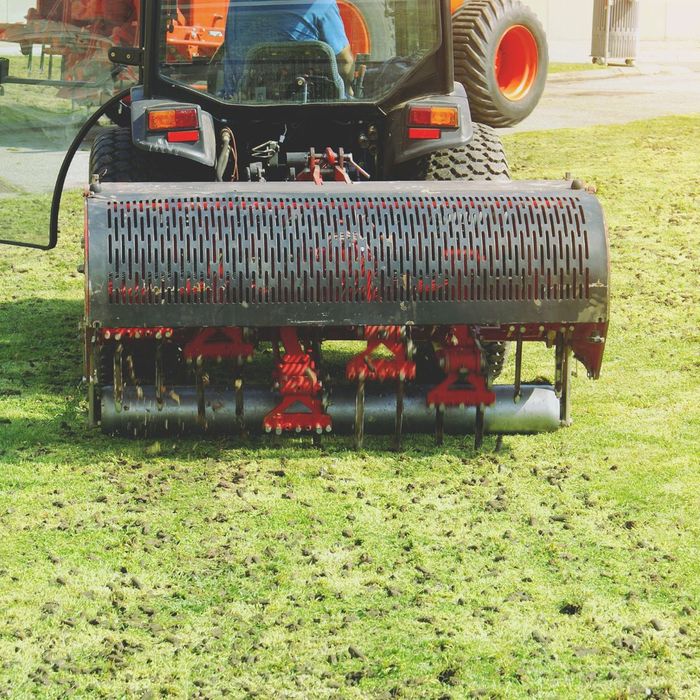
[0,0,465,250]
[161,0,442,105]
[127,0,469,188]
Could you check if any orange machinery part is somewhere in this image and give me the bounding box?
[182,0,372,57]
[186,0,227,30]
[71,0,135,24]
[495,24,538,100]
[338,0,371,55]
[1,1,442,68]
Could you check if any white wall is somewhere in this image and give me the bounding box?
[2,0,699,53]
[525,0,595,62]
[523,0,700,62]
[2,1,34,24]
[638,0,700,41]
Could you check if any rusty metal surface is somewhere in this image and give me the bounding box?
[86,181,609,328]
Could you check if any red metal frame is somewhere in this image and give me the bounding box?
[183,327,253,362]
[346,326,416,383]
[100,327,173,340]
[295,147,357,185]
[478,321,608,380]
[264,328,331,434]
[427,326,496,409]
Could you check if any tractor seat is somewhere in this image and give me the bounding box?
[238,41,346,103]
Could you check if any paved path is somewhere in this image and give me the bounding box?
[0,146,88,198]
[507,63,700,134]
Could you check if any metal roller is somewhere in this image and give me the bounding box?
[101,384,561,437]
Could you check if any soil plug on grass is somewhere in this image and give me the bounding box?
[348,645,365,660]
[615,635,641,653]
[559,602,582,615]
[531,630,549,644]
[438,667,458,685]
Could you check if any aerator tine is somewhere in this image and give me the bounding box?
[346,326,416,450]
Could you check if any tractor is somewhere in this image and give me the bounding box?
[0,0,609,448]
[0,0,547,126]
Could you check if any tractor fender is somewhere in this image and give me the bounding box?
[130,99,217,168]
[384,85,473,169]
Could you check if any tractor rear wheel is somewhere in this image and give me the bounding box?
[407,122,510,380]
[90,127,155,182]
[89,127,210,182]
[417,122,510,182]
[453,0,548,128]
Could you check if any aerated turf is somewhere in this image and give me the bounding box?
[0,115,699,699]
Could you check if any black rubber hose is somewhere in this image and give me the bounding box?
[46,88,131,250]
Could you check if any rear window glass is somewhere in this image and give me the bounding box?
[158,0,442,104]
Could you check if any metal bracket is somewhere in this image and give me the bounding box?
[0,56,97,88]
[108,46,144,67]
[264,328,331,436]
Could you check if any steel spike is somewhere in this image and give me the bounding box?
[113,344,123,412]
[235,377,245,435]
[155,341,164,409]
[436,405,445,446]
[554,334,565,398]
[393,378,404,452]
[514,339,523,404]
[560,344,573,427]
[475,403,485,450]
[88,333,101,427]
[195,365,206,428]
[354,378,365,450]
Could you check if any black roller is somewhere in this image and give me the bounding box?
[100,384,561,437]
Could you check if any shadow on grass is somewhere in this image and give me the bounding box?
[0,298,511,461]
[0,297,83,389]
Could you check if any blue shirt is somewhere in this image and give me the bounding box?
[224,0,349,95]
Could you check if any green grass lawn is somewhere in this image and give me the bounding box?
[549,63,607,74]
[0,54,113,148]
[0,116,699,699]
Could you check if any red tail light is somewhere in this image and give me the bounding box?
[409,106,459,129]
[147,108,199,132]
[167,130,200,143]
[407,105,459,141]
[408,127,442,140]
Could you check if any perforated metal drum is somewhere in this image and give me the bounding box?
[85,180,609,329]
